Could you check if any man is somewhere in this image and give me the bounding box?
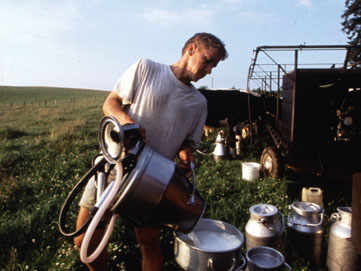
[74,32,228,271]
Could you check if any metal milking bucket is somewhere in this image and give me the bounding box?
[326,207,360,271]
[174,218,246,271]
[245,246,292,271]
[97,116,206,232]
[58,116,206,264]
[245,204,285,251]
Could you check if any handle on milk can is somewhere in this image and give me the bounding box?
[187,161,197,205]
[279,211,285,232]
[288,205,324,227]
[257,217,274,231]
[257,211,285,232]
[207,254,246,271]
[330,212,341,222]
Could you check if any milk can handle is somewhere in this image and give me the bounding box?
[284,262,292,270]
[237,255,247,270]
[330,212,341,222]
[257,211,284,231]
[288,213,324,227]
[279,211,285,231]
[187,161,197,205]
[288,206,324,227]
[257,217,274,231]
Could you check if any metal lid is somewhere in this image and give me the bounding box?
[250,204,278,218]
[337,206,352,214]
[291,201,322,216]
[337,206,352,222]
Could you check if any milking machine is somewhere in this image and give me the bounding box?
[58,116,206,264]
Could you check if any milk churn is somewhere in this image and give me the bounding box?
[287,201,324,266]
[213,130,226,161]
[245,204,285,250]
[327,207,360,271]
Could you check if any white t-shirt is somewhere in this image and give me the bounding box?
[113,58,207,159]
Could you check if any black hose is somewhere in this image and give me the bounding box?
[58,157,106,238]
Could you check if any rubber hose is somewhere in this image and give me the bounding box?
[80,162,123,263]
[58,157,106,237]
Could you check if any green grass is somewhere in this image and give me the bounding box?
[0,86,353,271]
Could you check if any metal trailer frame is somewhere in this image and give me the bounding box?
[246,45,361,179]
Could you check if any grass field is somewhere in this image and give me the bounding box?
[0,85,353,271]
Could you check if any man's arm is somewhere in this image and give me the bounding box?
[103,91,146,140]
[103,91,135,125]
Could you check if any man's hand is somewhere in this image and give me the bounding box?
[178,146,195,178]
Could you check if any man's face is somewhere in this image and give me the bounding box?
[187,44,222,82]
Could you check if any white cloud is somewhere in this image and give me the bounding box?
[140,8,214,27]
[297,0,312,8]
[0,1,88,45]
[238,11,276,24]
[222,0,241,4]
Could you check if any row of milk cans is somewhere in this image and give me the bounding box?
[245,202,360,270]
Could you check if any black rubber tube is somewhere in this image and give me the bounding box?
[58,157,106,237]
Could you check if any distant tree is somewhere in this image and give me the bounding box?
[342,0,361,67]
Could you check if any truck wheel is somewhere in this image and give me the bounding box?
[260,147,283,178]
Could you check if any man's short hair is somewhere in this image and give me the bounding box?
[182,32,228,61]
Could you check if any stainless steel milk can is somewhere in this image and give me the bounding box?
[327,207,360,271]
[245,204,284,250]
[287,201,324,266]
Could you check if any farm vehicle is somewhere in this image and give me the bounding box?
[246,45,361,180]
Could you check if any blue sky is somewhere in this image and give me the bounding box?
[0,0,348,90]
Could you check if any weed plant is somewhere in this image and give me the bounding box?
[0,86,353,271]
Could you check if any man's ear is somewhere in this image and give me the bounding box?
[187,43,197,56]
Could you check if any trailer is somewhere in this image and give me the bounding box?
[247,45,361,179]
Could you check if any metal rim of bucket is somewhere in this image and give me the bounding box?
[246,246,284,269]
[175,218,245,253]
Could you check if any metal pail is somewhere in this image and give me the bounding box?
[174,218,246,271]
[246,246,291,271]
[242,162,261,182]
[111,145,206,233]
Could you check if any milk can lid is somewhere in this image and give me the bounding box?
[291,201,322,216]
[250,204,278,217]
[337,206,352,214]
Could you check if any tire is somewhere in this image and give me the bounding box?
[260,147,283,178]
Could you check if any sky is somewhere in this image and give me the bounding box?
[0,0,349,91]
